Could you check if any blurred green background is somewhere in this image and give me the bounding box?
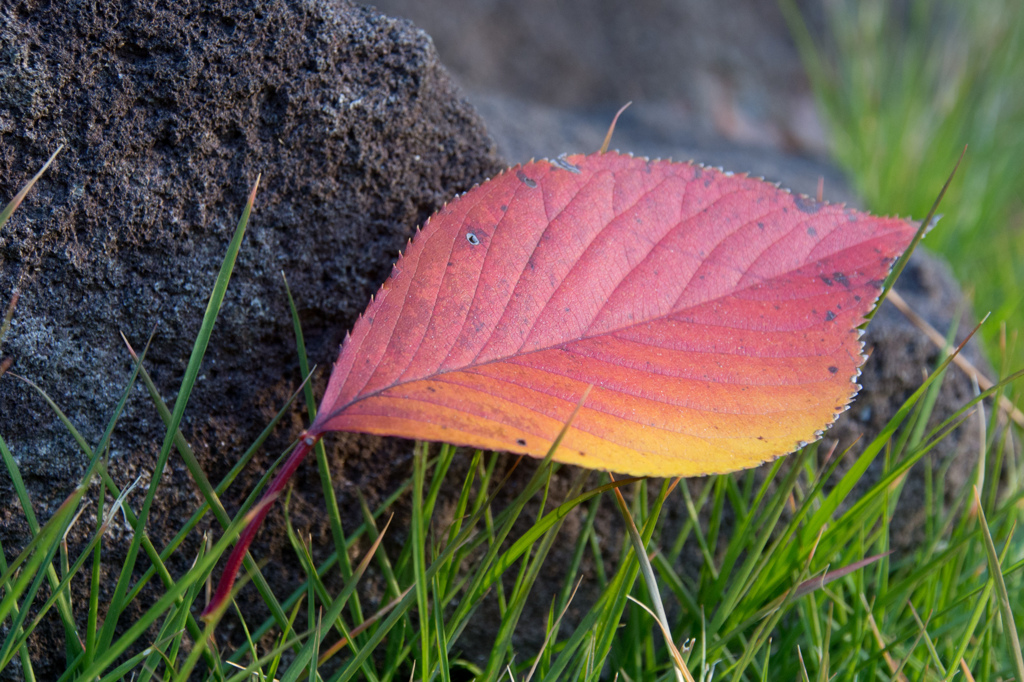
[787,0,1024,376]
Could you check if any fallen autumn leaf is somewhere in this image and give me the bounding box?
[203,151,917,617]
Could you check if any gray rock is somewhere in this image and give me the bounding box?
[0,0,501,676]
[367,0,831,154]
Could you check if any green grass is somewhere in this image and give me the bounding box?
[782,0,1024,369]
[1,167,1023,682]
[3,3,1024,677]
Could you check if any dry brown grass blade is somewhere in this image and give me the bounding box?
[0,290,20,377]
[317,584,413,665]
[887,288,1024,427]
[523,577,584,682]
[599,102,632,154]
[0,146,63,229]
[859,593,909,682]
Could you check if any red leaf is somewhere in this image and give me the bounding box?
[312,152,913,473]
[202,152,916,616]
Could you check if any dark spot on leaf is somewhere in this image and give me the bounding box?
[854,295,861,301]
[825,310,836,321]
[833,272,850,287]
[806,227,817,237]
[820,275,833,286]
[704,178,712,187]
[516,170,537,188]
[794,195,822,214]
[517,438,527,446]
[501,204,508,212]
[757,221,765,229]
[757,436,765,441]
[427,385,437,392]
[869,279,885,289]
[828,366,838,374]
[466,232,480,245]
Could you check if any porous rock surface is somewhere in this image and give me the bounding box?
[0,0,501,676]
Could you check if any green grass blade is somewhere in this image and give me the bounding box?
[973,487,1024,681]
[613,478,689,682]
[433,570,452,682]
[279,515,393,682]
[476,476,635,591]
[481,469,585,681]
[64,489,270,682]
[235,476,414,664]
[122,347,309,630]
[6,337,233,676]
[0,537,38,682]
[411,440,431,678]
[120,337,299,644]
[0,432,84,661]
[95,176,260,655]
[283,272,365,630]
